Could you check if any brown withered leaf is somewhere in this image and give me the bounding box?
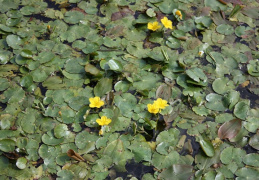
[218,119,242,139]
[105,25,125,38]
[223,0,243,5]
[241,80,250,87]
[156,84,172,101]
[111,7,134,21]
[67,149,85,161]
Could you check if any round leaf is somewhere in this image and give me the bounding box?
[54,124,68,139]
[216,24,234,35]
[0,139,16,152]
[6,35,23,49]
[16,157,27,169]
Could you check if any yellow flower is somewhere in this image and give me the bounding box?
[99,129,103,135]
[198,51,204,57]
[147,21,161,31]
[147,103,160,114]
[89,97,104,108]
[96,116,112,126]
[154,98,169,109]
[175,10,183,20]
[161,17,173,29]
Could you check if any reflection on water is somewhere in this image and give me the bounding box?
[109,160,155,180]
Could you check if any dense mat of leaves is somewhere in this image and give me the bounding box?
[0,0,259,179]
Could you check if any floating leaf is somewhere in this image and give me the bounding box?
[108,59,123,72]
[16,157,27,169]
[42,131,64,146]
[234,101,250,120]
[247,60,259,77]
[21,49,33,58]
[6,35,23,49]
[223,90,240,110]
[152,151,180,170]
[158,164,193,180]
[103,139,133,171]
[249,134,259,150]
[205,93,227,111]
[218,119,242,140]
[114,81,130,92]
[54,124,68,139]
[212,78,235,95]
[199,138,215,157]
[216,24,234,35]
[220,147,245,167]
[94,78,113,97]
[0,139,16,152]
[243,153,259,167]
[235,167,259,180]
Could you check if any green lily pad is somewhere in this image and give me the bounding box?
[249,134,259,150]
[146,8,156,17]
[152,151,179,170]
[6,34,23,49]
[42,131,64,146]
[127,141,152,162]
[114,80,130,92]
[64,11,85,24]
[212,78,235,95]
[244,116,259,133]
[247,60,259,77]
[54,124,68,139]
[235,167,259,180]
[243,153,259,167]
[114,93,137,115]
[186,68,207,83]
[16,157,27,169]
[166,37,181,49]
[108,59,123,72]
[205,93,227,111]
[20,75,33,89]
[156,129,180,155]
[223,90,240,110]
[0,78,9,91]
[216,24,234,35]
[220,147,245,167]
[21,49,33,58]
[103,139,133,171]
[0,50,12,64]
[234,101,250,120]
[158,164,193,180]
[75,131,98,150]
[94,78,113,97]
[0,139,16,152]
[132,71,162,90]
[194,16,212,30]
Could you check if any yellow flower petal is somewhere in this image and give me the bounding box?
[175,10,183,20]
[99,129,103,135]
[161,17,173,29]
[154,98,169,109]
[96,116,112,126]
[147,103,160,114]
[198,51,204,57]
[147,21,161,31]
[89,97,104,108]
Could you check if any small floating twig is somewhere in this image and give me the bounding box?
[217,0,227,5]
